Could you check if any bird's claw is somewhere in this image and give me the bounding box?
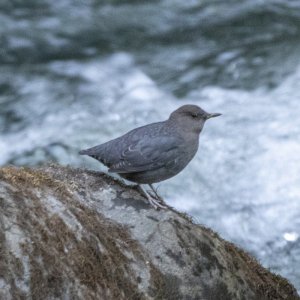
[148,196,167,210]
[148,190,164,202]
[147,190,167,209]
[138,185,167,210]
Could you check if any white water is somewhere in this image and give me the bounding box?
[1,52,300,289]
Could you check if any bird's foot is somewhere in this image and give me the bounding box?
[138,185,167,210]
[148,184,167,206]
[148,190,166,204]
[147,196,167,210]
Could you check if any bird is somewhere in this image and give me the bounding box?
[79,104,221,209]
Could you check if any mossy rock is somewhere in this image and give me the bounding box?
[0,165,298,300]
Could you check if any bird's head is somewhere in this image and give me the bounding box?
[169,104,221,134]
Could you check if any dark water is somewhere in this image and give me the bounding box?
[1,0,300,291]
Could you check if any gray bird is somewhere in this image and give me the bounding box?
[79,105,221,209]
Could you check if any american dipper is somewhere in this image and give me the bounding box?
[79,105,221,209]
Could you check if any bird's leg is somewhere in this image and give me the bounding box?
[148,184,166,205]
[138,185,167,210]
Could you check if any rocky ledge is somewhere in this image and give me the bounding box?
[0,165,299,300]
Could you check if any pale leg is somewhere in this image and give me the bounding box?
[148,184,166,205]
[138,185,167,209]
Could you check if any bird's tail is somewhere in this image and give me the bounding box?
[78,149,88,155]
[78,145,105,157]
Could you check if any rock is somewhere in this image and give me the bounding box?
[0,164,298,300]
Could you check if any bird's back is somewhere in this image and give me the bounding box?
[79,121,168,169]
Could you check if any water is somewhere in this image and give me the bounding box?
[1,0,300,291]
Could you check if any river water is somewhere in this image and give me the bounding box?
[1,0,300,291]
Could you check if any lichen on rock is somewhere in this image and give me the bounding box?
[0,165,299,300]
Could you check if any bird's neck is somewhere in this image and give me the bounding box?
[166,118,202,141]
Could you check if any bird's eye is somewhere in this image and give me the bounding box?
[192,113,198,118]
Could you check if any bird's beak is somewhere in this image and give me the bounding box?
[206,113,222,119]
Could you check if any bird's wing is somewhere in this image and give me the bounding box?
[108,135,182,173]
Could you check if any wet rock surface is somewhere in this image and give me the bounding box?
[0,164,298,300]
